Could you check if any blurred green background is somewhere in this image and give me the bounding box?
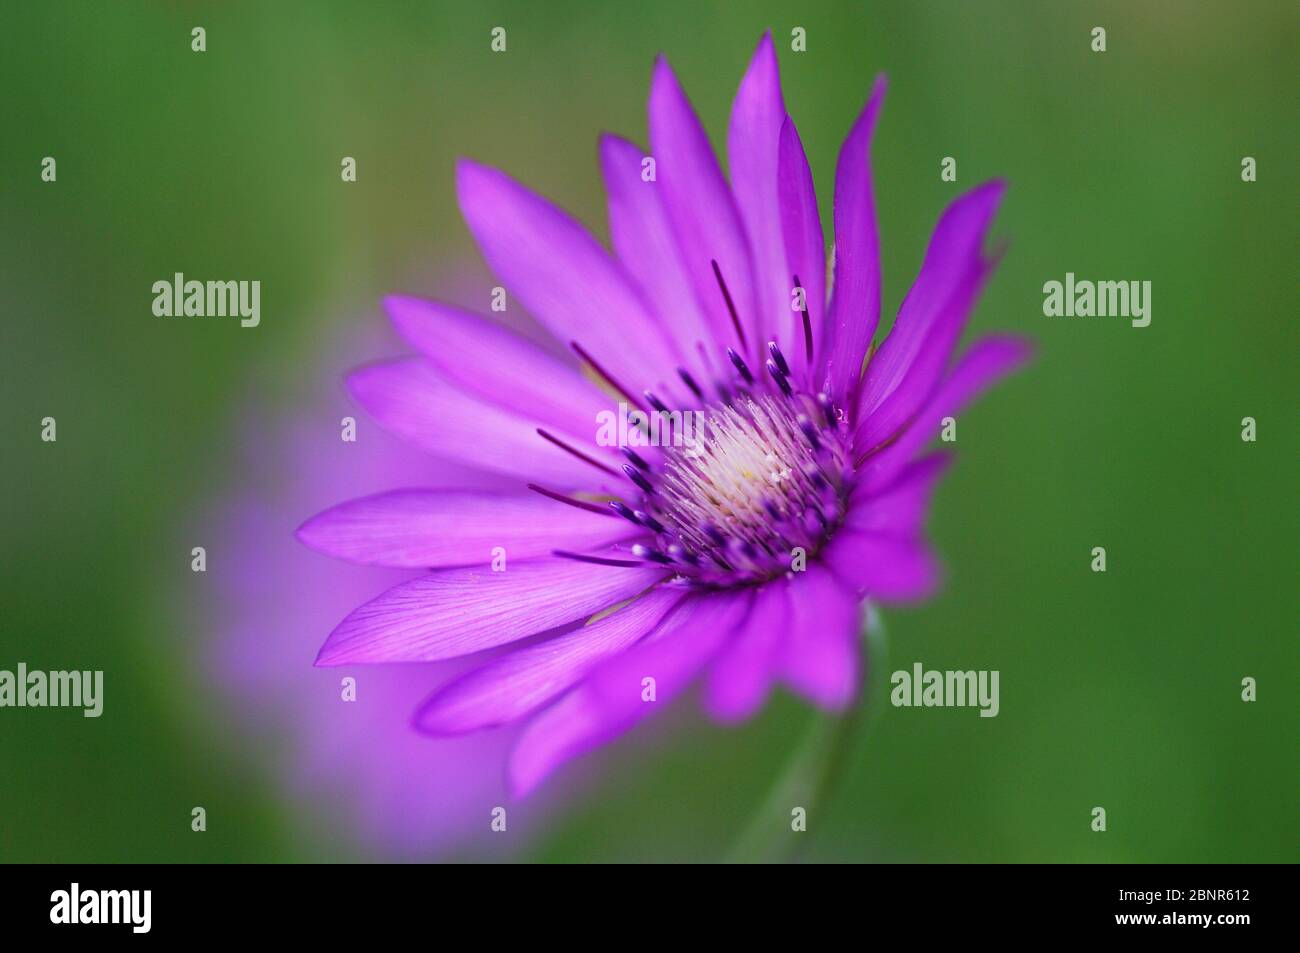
[2,0,1295,862]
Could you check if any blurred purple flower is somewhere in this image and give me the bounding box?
[207,320,553,858]
[299,33,1031,797]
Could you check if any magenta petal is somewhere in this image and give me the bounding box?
[414,587,681,734]
[823,530,942,602]
[315,559,667,665]
[347,359,601,488]
[507,684,606,798]
[599,134,715,375]
[455,159,680,391]
[854,181,1006,447]
[384,295,614,444]
[649,55,760,359]
[296,489,635,569]
[507,590,752,796]
[727,31,788,356]
[845,452,952,538]
[859,334,1033,493]
[777,565,861,709]
[821,75,887,405]
[705,577,788,722]
[777,115,826,382]
[586,588,754,704]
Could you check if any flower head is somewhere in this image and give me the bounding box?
[298,32,1031,797]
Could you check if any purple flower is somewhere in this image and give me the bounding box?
[298,33,1031,797]
[205,320,559,858]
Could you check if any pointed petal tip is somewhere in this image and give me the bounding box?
[410,688,491,738]
[841,74,888,151]
[313,640,342,667]
[965,178,1009,209]
[313,609,385,668]
[650,53,689,105]
[990,333,1037,365]
[293,513,322,551]
[507,736,561,799]
[453,157,509,209]
[343,362,381,404]
[598,131,640,167]
[342,368,367,404]
[507,763,539,800]
[926,447,957,475]
[381,293,427,339]
[704,694,763,725]
[868,73,888,111]
[735,29,784,119]
[382,295,479,354]
[452,156,478,194]
[313,605,373,666]
[381,291,426,315]
[454,155,486,178]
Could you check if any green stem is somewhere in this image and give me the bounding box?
[725,607,888,863]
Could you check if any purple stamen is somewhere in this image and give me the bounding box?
[630,543,673,565]
[677,367,704,402]
[609,500,641,524]
[622,464,655,495]
[816,391,834,427]
[644,391,671,415]
[792,273,814,366]
[633,509,666,534]
[766,358,792,397]
[536,428,621,477]
[666,543,700,566]
[571,340,648,412]
[710,259,748,351]
[553,549,645,568]
[622,404,651,436]
[621,447,651,472]
[797,414,821,450]
[768,341,790,377]
[727,347,755,385]
[526,483,617,516]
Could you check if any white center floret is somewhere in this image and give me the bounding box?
[656,394,848,564]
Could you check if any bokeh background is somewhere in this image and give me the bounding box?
[2,0,1295,862]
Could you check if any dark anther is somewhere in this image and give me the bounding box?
[727,347,755,385]
[768,341,791,377]
[766,359,792,397]
[622,464,655,495]
[644,391,671,415]
[677,367,705,402]
[633,509,666,534]
[797,414,821,450]
[609,500,641,524]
